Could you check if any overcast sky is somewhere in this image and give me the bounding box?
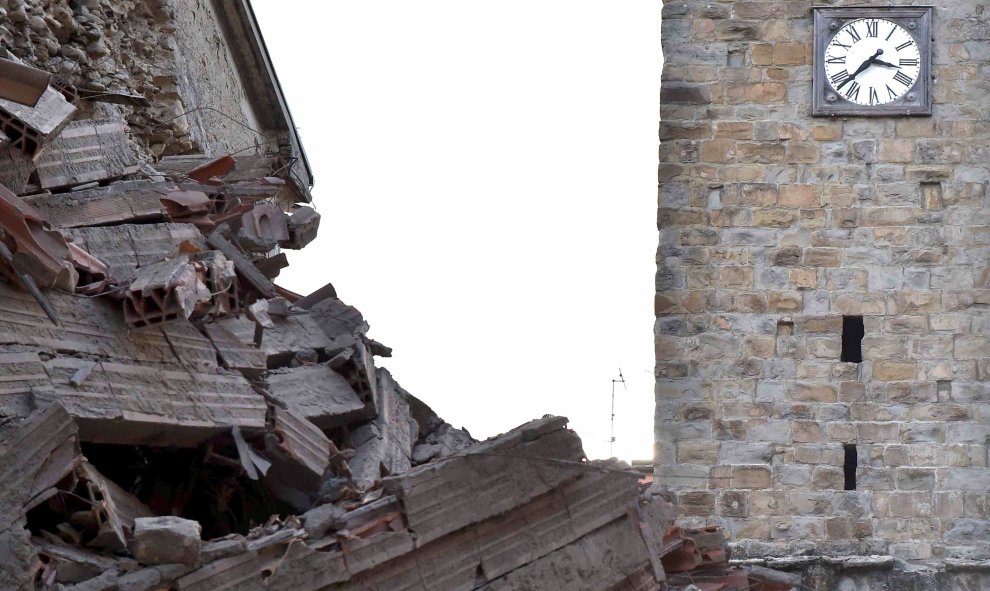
[252,1,661,462]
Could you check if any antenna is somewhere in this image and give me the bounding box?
[610,368,626,458]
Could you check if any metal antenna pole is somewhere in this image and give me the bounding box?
[610,368,626,457]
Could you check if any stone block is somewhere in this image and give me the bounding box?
[934,492,965,519]
[776,465,812,489]
[720,441,772,464]
[677,440,720,464]
[872,361,917,381]
[790,383,837,403]
[726,82,786,103]
[792,420,825,443]
[677,491,716,516]
[131,516,202,566]
[768,291,802,312]
[812,467,845,490]
[857,467,895,490]
[773,42,807,65]
[943,468,990,492]
[732,465,771,489]
[719,490,749,517]
[749,491,785,516]
[779,185,819,208]
[895,468,936,491]
[857,422,899,443]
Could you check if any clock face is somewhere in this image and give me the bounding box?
[824,18,922,106]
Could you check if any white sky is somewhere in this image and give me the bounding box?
[252,1,661,462]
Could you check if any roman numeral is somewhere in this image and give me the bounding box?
[896,40,913,51]
[832,41,851,50]
[866,21,878,37]
[893,71,913,86]
[869,87,879,105]
[831,71,850,86]
[847,25,862,42]
[887,84,898,99]
[827,56,845,64]
[900,58,919,67]
[886,25,896,40]
[844,81,861,101]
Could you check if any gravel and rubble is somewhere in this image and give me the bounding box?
[0,38,700,591]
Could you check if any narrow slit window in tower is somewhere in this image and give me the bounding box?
[841,315,864,363]
[844,444,857,490]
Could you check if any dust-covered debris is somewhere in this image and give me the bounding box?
[0,2,674,589]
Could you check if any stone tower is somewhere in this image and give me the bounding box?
[656,0,990,583]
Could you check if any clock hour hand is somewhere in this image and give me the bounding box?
[836,49,884,90]
[872,58,899,68]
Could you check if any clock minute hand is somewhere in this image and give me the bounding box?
[836,48,884,90]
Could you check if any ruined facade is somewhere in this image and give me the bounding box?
[657,1,990,588]
[0,1,694,590]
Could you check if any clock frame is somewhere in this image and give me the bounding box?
[812,6,932,117]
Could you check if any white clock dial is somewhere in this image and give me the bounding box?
[824,18,921,106]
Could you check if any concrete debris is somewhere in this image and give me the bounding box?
[283,206,320,250]
[131,516,202,566]
[123,251,238,327]
[0,85,76,158]
[0,7,671,590]
[234,203,290,253]
[661,525,799,591]
[32,119,139,190]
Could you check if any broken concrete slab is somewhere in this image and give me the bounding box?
[74,461,155,551]
[263,364,367,429]
[264,464,645,591]
[475,514,654,591]
[29,181,203,229]
[39,358,266,446]
[307,296,368,352]
[0,85,76,157]
[33,119,138,189]
[0,349,51,418]
[381,416,589,547]
[282,206,319,250]
[405,392,475,465]
[0,402,80,528]
[234,203,289,253]
[0,144,35,193]
[203,322,267,373]
[64,223,207,284]
[32,537,121,584]
[264,405,332,506]
[132,516,202,566]
[216,311,335,364]
[345,368,417,491]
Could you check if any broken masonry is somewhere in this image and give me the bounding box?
[0,43,803,591]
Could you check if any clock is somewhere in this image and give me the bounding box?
[812,6,932,116]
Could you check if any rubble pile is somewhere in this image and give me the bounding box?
[0,55,677,590]
[660,527,800,591]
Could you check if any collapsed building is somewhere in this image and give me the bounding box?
[0,1,755,590]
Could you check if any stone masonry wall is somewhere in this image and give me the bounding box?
[656,0,990,562]
[1,0,275,158]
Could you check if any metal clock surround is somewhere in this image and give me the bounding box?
[812,6,932,117]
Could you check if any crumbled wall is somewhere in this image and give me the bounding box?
[0,0,274,158]
[656,0,990,564]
